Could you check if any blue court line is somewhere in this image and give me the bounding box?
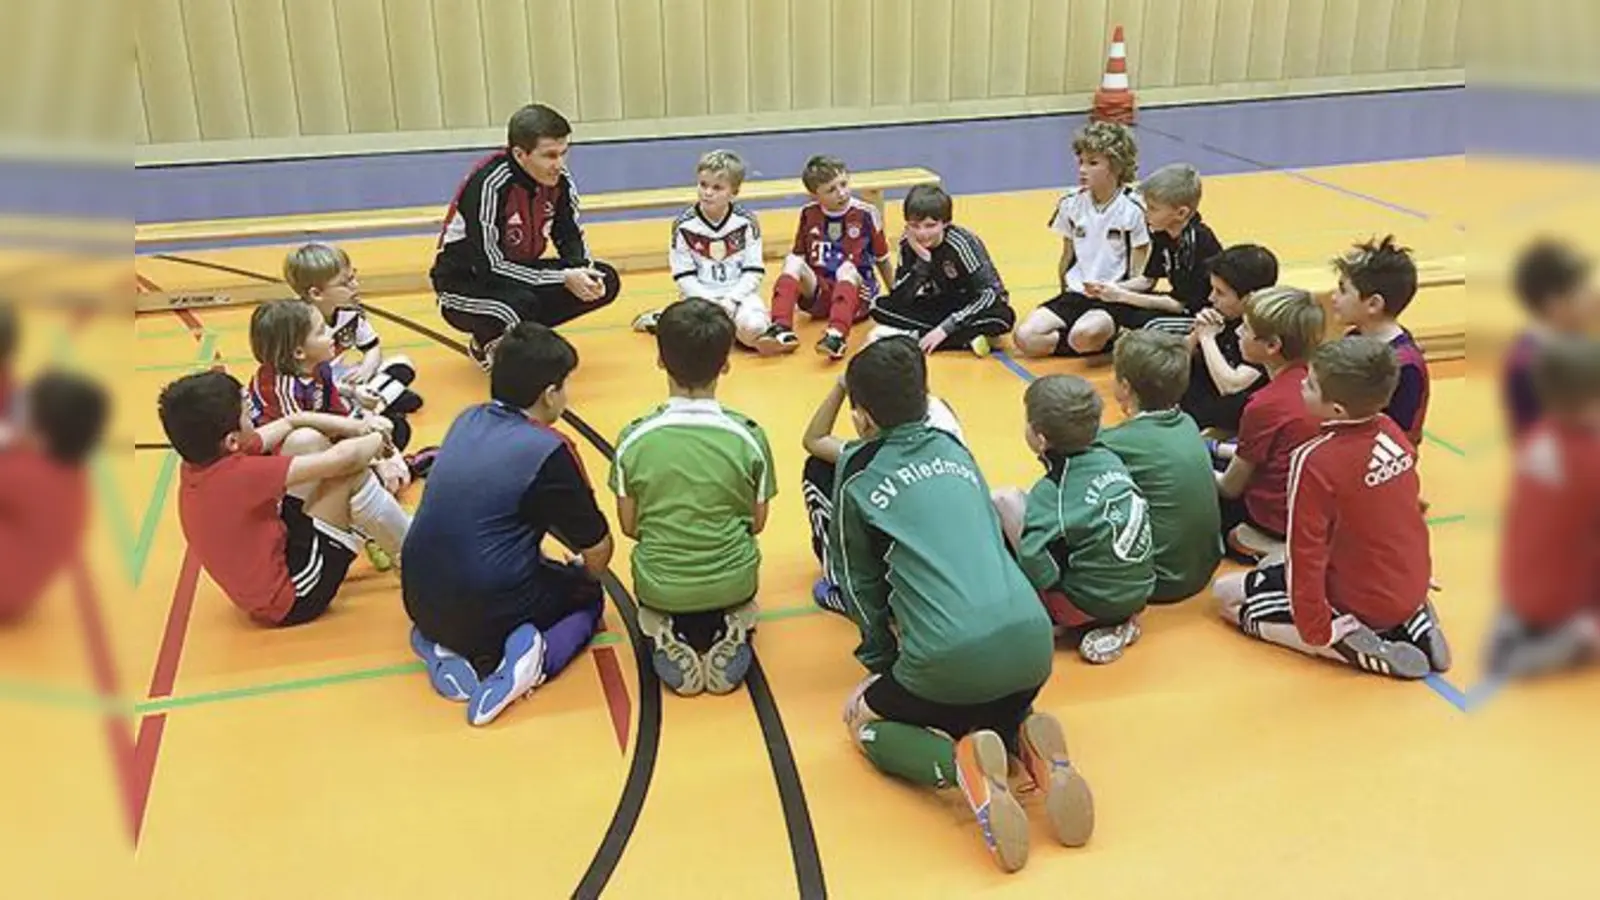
[1424,674,1471,712]
[1135,123,1437,222]
[991,349,1040,383]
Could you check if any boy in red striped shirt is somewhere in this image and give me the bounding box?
[1487,335,1600,678]
[1213,335,1450,679]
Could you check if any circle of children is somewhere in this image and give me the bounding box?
[0,104,1547,874]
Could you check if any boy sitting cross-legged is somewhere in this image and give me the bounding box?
[992,374,1155,663]
[632,150,774,352]
[1100,330,1223,604]
[866,183,1015,357]
[1212,336,1451,679]
[612,298,777,696]
[830,336,1093,874]
[402,323,613,727]
[159,370,409,628]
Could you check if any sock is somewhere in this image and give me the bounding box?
[828,280,862,333]
[348,472,411,559]
[771,274,801,328]
[541,604,601,678]
[858,720,958,789]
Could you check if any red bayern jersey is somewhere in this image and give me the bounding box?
[1285,416,1432,646]
[248,361,350,426]
[791,198,889,288]
[1500,419,1600,627]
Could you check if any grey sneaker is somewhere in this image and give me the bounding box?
[637,606,705,696]
[1078,620,1142,664]
[1404,601,1452,673]
[754,324,799,356]
[632,309,661,334]
[815,329,847,360]
[1336,625,1431,680]
[1017,712,1095,847]
[703,601,758,695]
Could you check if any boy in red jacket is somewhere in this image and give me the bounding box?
[1487,335,1600,678]
[1213,335,1450,679]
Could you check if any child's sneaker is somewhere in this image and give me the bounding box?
[1335,625,1431,680]
[631,309,661,334]
[953,730,1030,873]
[754,324,799,356]
[637,607,706,696]
[812,577,849,616]
[815,330,848,360]
[1227,522,1284,565]
[865,324,918,346]
[1403,601,1452,672]
[1078,619,1141,664]
[409,625,480,702]
[1017,712,1095,847]
[703,601,758,695]
[405,445,440,479]
[467,337,492,372]
[969,334,992,357]
[467,623,547,726]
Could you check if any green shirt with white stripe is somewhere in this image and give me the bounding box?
[609,397,777,614]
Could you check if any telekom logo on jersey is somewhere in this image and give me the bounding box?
[1365,432,1415,487]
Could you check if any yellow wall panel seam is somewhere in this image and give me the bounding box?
[280,0,306,135]
[226,0,254,134]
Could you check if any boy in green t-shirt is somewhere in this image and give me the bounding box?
[993,374,1154,664]
[609,298,776,696]
[1100,330,1223,603]
[830,337,1094,874]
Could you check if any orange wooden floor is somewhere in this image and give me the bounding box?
[5,156,1599,897]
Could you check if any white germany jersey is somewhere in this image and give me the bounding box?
[1048,185,1150,293]
[669,202,765,299]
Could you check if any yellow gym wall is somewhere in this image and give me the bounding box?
[133,0,1466,165]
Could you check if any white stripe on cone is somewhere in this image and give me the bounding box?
[1102,73,1130,90]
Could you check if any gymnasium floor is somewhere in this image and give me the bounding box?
[8,88,1600,896]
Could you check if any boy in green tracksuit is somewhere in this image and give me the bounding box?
[1100,330,1223,603]
[610,299,776,696]
[993,373,1155,664]
[829,336,1093,874]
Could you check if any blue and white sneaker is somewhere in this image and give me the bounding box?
[409,626,479,702]
[468,624,547,726]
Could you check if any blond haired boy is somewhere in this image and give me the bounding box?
[633,150,774,351]
[1214,286,1326,562]
[1014,122,1151,358]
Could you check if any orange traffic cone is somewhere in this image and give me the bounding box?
[1090,25,1136,125]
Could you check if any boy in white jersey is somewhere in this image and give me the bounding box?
[633,150,774,351]
[1014,122,1151,358]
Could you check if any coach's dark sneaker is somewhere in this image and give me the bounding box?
[1402,601,1452,672]
[1017,712,1095,847]
[1336,625,1431,680]
[815,329,847,360]
[755,324,799,356]
[954,730,1030,873]
[467,337,492,371]
[405,446,440,479]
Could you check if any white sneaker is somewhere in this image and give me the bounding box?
[467,624,547,726]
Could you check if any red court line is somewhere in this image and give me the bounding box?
[69,563,143,844]
[136,273,161,294]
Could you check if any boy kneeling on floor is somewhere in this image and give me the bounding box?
[1212,335,1450,679]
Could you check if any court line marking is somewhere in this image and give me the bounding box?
[1423,430,1468,457]
[1135,123,1439,222]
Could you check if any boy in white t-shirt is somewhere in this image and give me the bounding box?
[633,150,774,351]
[1014,122,1150,358]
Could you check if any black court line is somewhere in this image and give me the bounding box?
[135,442,172,451]
[153,252,831,897]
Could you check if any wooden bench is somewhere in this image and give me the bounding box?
[134,166,941,311]
[133,166,940,247]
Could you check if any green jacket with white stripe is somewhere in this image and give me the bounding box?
[829,422,1054,705]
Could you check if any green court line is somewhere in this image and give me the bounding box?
[0,679,131,715]
[1427,513,1467,526]
[1423,430,1467,457]
[95,332,218,587]
[124,604,826,715]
